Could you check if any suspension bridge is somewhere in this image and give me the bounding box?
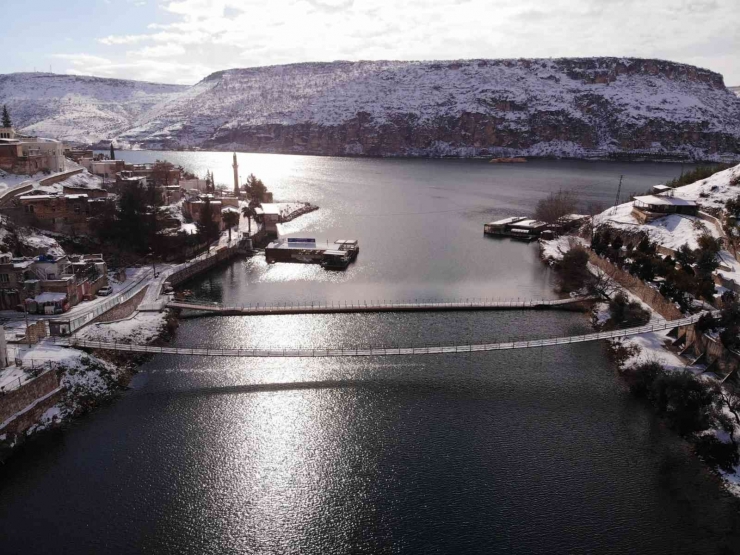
[166,296,597,316]
[54,313,701,358]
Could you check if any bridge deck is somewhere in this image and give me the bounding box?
[58,314,700,358]
[167,297,596,316]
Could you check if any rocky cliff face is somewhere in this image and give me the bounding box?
[3,58,739,160]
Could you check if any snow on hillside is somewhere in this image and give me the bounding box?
[731,86,740,97]
[0,169,41,193]
[119,58,740,148]
[0,73,186,144]
[2,59,739,158]
[594,163,740,251]
[594,202,719,251]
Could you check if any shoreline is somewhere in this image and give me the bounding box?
[539,234,740,499]
[91,147,737,165]
[0,202,318,461]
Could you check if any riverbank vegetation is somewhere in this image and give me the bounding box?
[621,361,740,473]
[665,164,733,189]
[591,227,721,311]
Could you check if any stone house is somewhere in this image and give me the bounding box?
[0,255,34,310]
[678,324,740,380]
[0,132,65,174]
[0,253,108,311]
[17,192,109,235]
[254,203,281,236]
[183,197,224,230]
[62,185,108,199]
[81,159,125,179]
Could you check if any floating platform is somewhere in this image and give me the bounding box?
[265,238,359,268]
[483,217,547,241]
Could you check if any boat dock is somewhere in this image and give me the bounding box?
[265,238,359,268]
[483,217,547,241]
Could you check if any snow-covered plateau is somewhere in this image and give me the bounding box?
[2,57,739,159]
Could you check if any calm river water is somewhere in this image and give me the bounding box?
[2,154,739,554]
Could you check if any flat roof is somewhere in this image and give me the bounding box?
[323,249,347,256]
[633,195,697,207]
[19,194,55,200]
[261,204,281,215]
[510,219,547,229]
[267,238,325,251]
[34,292,67,303]
[335,239,358,245]
[486,216,527,226]
[267,242,323,251]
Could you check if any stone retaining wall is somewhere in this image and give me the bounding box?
[0,387,63,436]
[0,369,59,425]
[588,251,684,320]
[91,286,148,324]
[168,245,241,288]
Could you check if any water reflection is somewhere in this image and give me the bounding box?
[4,156,734,554]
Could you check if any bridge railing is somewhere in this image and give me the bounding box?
[53,312,704,358]
[168,296,596,312]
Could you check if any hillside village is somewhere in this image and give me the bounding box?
[0,116,317,457]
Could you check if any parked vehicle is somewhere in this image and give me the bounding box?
[97,286,113,296]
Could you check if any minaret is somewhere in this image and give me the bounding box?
[232,152,239,197]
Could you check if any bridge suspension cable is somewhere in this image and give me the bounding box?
[55,314,701,358]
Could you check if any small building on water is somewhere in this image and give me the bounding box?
[265,238,359,268]
[484,217,547,241]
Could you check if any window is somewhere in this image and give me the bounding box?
[0,274,8,283]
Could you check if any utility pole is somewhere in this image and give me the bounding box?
[24,301,31,347]
[610,175,623,215]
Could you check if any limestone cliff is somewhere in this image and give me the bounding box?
[3,58,739,160]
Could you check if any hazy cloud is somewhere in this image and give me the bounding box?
[62,0,740,85]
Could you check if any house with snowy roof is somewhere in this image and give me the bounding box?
[632,195,699,224]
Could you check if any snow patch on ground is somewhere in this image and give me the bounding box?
[539,235,588,263]
[614,330,688,371]
[594,201,717,252]
[78,312,167,344]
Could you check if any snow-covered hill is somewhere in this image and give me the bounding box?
[595,163,740,252]
[0,73,186,144]
[2,58,739,159]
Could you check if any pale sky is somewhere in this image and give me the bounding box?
[3,0,739,86]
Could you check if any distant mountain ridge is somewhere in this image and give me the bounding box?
[2,58,739,160]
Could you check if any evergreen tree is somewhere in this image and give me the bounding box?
[1,105,10,128]
[110,142,115,160]
[244,173,268,203]
[197,197,220,247]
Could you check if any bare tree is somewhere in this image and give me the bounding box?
[534,190,579,224]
